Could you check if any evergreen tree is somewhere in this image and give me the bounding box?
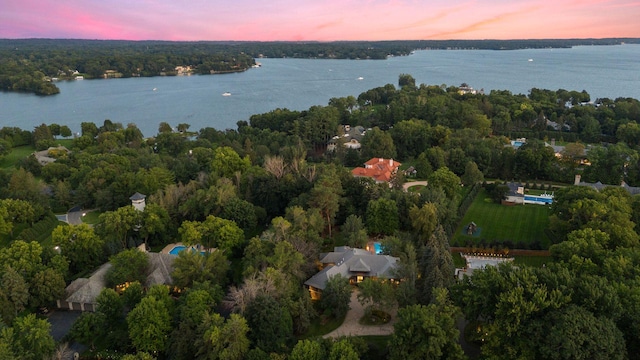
[418,226,455,305]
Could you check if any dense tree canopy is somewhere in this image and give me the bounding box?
[3,54,640,359]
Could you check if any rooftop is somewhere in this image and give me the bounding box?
[304,246,398,290]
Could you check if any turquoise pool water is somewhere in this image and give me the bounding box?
[524,195,553,204]
[374,242,383,254]
[169,245,206,255]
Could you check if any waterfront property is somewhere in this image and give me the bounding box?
[305,246,399,300]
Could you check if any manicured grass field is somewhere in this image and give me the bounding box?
[453,189,551,249]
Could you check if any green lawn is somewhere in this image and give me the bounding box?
[452,189,551,249]
[452,252,466,268]
[81,211,102,225]
[0,139,74,170]
[407,185,425,192]
[299,314,346,339]
[0,145,35,169]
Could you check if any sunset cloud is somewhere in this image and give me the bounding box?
[0,0,637,40]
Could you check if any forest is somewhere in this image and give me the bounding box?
[1,38,638,95]
[1,75,640,359]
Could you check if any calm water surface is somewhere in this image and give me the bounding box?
[1,44,639,137]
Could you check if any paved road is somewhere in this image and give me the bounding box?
[323,289,397,338]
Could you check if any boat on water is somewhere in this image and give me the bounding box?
[528,59,533,62]
[357,77,364,80]
[152,88,157,91]
[222,92,231,96]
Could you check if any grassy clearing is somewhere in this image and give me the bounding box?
[452,252,466,268]
[55,138,74,147]
[0,145,35,169]
[452,189,551,249]
[299,314,346,339]
[81,211,102,225]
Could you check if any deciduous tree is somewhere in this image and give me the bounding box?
[366,197,399,236]
[245,295,293,353]
[290,339,325,360]
[29,267,66,308]
[319,274,351,319]
[357,278,396,316]
[105,248,149,287]
[127,296,172,354]
[171,249,230,289]
[427,166,460,200]
[12,314,56,360]
[389,290,464,360]
[52,223,105,274]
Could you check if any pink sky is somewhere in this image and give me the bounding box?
[1,0,638,41]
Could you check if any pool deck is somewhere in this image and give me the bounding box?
[160,242,183,254]
[365,241,381,255]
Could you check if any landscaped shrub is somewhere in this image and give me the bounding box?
[17,212,59,243]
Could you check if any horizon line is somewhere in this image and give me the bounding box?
[2,37,640,43]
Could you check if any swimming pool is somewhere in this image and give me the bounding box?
[168,245,206,255]
[524,195,553,204]
[374,242,383,254]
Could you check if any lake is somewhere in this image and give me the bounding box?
[1,44,639,137]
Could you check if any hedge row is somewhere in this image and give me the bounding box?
[17,212,60,243]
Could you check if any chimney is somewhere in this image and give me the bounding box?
[389,158,393,166]
[574,174,581,186]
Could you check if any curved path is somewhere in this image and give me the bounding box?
[402,180,428,192]
[323,289,397,338]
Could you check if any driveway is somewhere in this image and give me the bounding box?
[323,289,397,338]
[67,209,84,225]
[47,309,86,358]
[403,181,428,192]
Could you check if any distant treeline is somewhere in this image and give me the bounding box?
[1,38,638,95]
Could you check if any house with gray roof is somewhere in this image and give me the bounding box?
[327,125,367,151]
[57,247,175,312]
[505,182,525,204]
[574,174,640,195]
[304,246,398,300]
